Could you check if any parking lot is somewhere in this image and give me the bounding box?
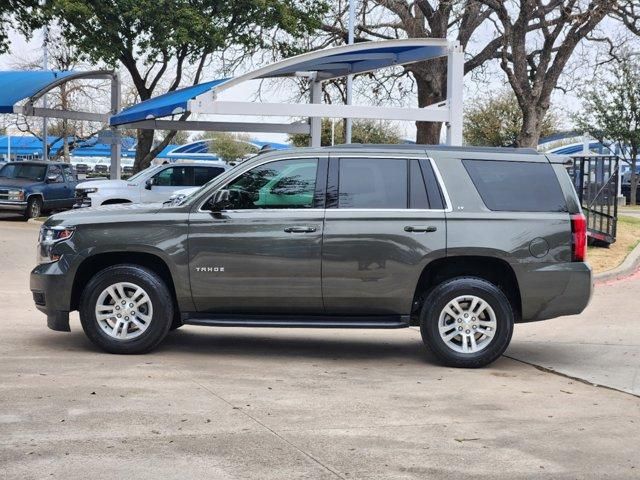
[1,215,639,479]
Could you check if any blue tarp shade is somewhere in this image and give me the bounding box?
[261,44,447,79]
[109,42,448,127]
[0,70,78,113]
[110,78,230,127]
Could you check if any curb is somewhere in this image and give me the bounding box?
[594,240,640,283]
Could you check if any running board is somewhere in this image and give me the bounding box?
[182,314,410,329]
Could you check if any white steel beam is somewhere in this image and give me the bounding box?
[14,105,110,123]
[445,42,464,146]
[310,80,322,147]
[190,99,450,123]
[123,119,310,134]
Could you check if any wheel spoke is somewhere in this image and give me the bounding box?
[443,330,459,342]
[478,327,495,338]
[134,293,150,308]
[106,286,121,303]
[469,333,478,351]
[130,316,145,330]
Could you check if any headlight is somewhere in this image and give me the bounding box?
[79,187,98,194]
[8,189,25,201]
[37,226,75,264]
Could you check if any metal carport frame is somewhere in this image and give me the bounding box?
[110,39,464,146]
[0,70,121,178]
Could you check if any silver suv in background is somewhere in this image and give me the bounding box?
[73,161,229,207]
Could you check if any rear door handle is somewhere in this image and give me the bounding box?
[404,225,437,233]
[284,226,317,233]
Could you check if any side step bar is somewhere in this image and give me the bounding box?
[182,314,410,329]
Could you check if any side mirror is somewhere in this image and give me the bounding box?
[145,178,154,190]
[207,189,232,212]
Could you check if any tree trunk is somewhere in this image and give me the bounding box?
[412,59,446,145]
[516,106,543,148]
[134,129,155,172]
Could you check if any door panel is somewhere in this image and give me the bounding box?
[44,165,69,208]
[188,210,324,313]
[322,156,447,315]
[187,156,327,314]
[322,210,445,314]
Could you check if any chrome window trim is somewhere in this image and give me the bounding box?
[195,152,452,214]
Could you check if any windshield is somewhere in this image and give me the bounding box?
[0,163,47,181]
[127,165,162,184]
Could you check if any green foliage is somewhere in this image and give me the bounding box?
[574,53,640,205]
[464,90,558,147]
[47,1,327,73]
[0,1,43,54]
[289,119,403,147]
[196,132,258,163]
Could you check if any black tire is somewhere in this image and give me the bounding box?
[23,196,42,220]
[419,277,514,368]
[79,264,174,354]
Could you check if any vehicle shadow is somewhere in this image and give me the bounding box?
[32,327,434,364]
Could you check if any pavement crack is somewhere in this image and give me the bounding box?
[185,375,347,480]
[504,355,640,399]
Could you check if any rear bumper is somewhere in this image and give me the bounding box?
[519,262,593,322]
[30,260,75,331]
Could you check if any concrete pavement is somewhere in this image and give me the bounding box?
[1,217,639,479]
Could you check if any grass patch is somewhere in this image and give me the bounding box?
[588,214,640,273]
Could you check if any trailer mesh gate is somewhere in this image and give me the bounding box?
[571,155,619,245]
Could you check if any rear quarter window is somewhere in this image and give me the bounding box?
[462,159,567,212]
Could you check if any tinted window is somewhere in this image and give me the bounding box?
[0,163,47,181]
[410,160,429,209]
[463,159,567,212]
[47,165,64,183]
[224,158,318,209]
[194,166,225,186]
[61,164,76,181]
[154,167,191,187]
[339,158,407,209]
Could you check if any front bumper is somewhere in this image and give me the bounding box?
[0,200,27,212]
[30,260,75,331]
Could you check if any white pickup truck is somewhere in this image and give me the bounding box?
[74,161,229,208]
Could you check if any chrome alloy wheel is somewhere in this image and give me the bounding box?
[438,295,497,354]
[95,282,153,340]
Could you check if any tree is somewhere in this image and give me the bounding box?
[318,1,505,144]
[197,133,258,163]
[573,54,640,206]
[478,0,614,147]
[464,89,558,147]
[0,1,43,54]
[47,0,327,172]
[10,32,109,161]
[289,119,402,146]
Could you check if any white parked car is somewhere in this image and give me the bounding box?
[74,161,229,207]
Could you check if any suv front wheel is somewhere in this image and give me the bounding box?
[420,277,514,368]
[79,265,174,354]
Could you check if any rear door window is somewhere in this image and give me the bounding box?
[194,166,225,186]
[338,158,407,208]
[463,159,567,212]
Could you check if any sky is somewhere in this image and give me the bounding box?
[0,16,635,146]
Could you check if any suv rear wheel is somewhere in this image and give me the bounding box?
[79,265,174,354]
[420,277,514,368]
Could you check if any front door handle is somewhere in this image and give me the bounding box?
[284,226,317,233]
[404,225,437,233]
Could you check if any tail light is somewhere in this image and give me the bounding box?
[571,213,587,262]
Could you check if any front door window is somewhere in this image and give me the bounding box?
[224,159,318,209]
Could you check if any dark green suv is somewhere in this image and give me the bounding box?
[30,145,592,367]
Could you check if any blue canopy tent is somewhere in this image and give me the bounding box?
[0,69,121,176]
[110,39,464,147]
